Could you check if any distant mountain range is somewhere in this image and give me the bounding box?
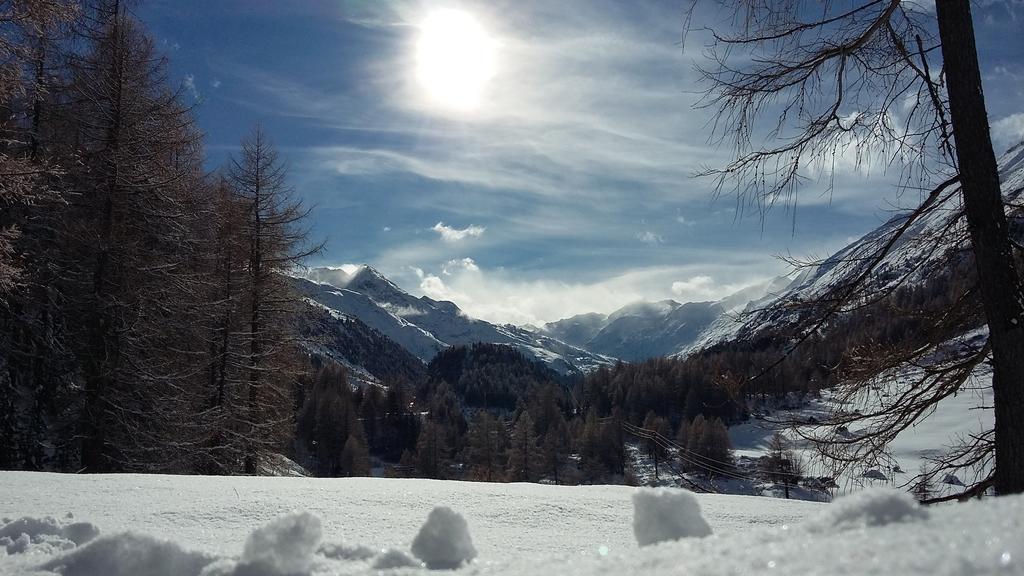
[537,273,805,361]
[297,141,1024,381]
[294,266,615,380]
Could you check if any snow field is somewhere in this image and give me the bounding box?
[1,472,1021,575]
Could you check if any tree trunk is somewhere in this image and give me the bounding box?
[937,0,1024,495]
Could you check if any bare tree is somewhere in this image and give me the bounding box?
[693,0,1024,495]
[227,125,320,474]
[64,0,209,471]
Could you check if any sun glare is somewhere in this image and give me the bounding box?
[415,9,496,111]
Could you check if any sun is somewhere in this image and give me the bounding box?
[415,9,496,111]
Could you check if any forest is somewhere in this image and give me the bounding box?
[2,0,1022,499]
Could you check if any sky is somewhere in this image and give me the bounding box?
[138,0,1024,327]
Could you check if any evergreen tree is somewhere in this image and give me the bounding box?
[340,431,370,477]
[465,411,508,482]
[507,410,538,482]
[415,420,449,479]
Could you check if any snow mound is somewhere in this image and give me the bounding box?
[410,506,477,569]
[234,512,322,575]
[373,548,420,569]
[38,532,213,576]
[316,541,376,561]
[804,488,928,533]
[0,516,99,555]
[632,487,713,546]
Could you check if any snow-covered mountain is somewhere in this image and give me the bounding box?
[673,141,1024,357]
[540,275,799,362]
[296,266,614,374]
[544,300,725,362]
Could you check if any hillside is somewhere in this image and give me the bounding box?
[295,267,613,374]
[674,141,1024,357]
[546,300,724,361]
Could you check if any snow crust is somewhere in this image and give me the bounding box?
[1,472,1021,576]
[410,507,477,569]
[631,488,712,546]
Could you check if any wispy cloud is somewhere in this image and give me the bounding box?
[432,222,486,242]
[635,230,664,245]
[409,258,774,326]
[183,74,199,99]
[207,0,1022,325]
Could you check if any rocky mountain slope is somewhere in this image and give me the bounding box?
[295,267,613,375]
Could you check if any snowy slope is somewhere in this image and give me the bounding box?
[729,370,994,496]
[300,298,427,387]
[1,472,1021,575]
[583,300,723,361]
[543,299,725,362]
[542,277,797,362]
[674,142,1024,358]
[297,267,614,374]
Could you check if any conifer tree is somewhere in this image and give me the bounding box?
[507,411,538,482]
[65,0,208,471]
[465,411,508,482]
[227,125,318,473]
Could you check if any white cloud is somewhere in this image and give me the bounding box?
[212,78,222,89]
[183,74,199,99]
[671,275,717,300]
[409,259,774,326]
[442,257,479,274]
[992,113,1024,151]
[635,230,663,245]
[432,222,486,242]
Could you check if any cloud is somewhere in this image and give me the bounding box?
[227,0,940,320]
[992,113,1024,152]
[671,275,716,300]
[635,231,663,245]
[410,259,774,326]
[432,222,486,242]
[442,257,479,274]
[183,74,199,99]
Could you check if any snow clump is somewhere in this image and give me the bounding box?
[803,487,928,533]
[38,532,213,576]
[632,487,713,546]
[411,506,477,569]
[233,511,322,575]
[373,548,421,569]
[316,541,376,561]
[0,515,99,555]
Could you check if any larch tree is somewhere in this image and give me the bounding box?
[227,124,319,474]
[65,0,208,471]
[507,410,538,482]
[694,0,1024,495]
[465,410,508,482]
[0,0,77,470]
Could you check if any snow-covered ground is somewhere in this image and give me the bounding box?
[2,472,1021,575]
[730,368,994,497]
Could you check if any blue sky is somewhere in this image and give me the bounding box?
[139,0,1024,326]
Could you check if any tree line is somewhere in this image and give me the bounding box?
[1,0,317,474]
[292,343,737,486]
